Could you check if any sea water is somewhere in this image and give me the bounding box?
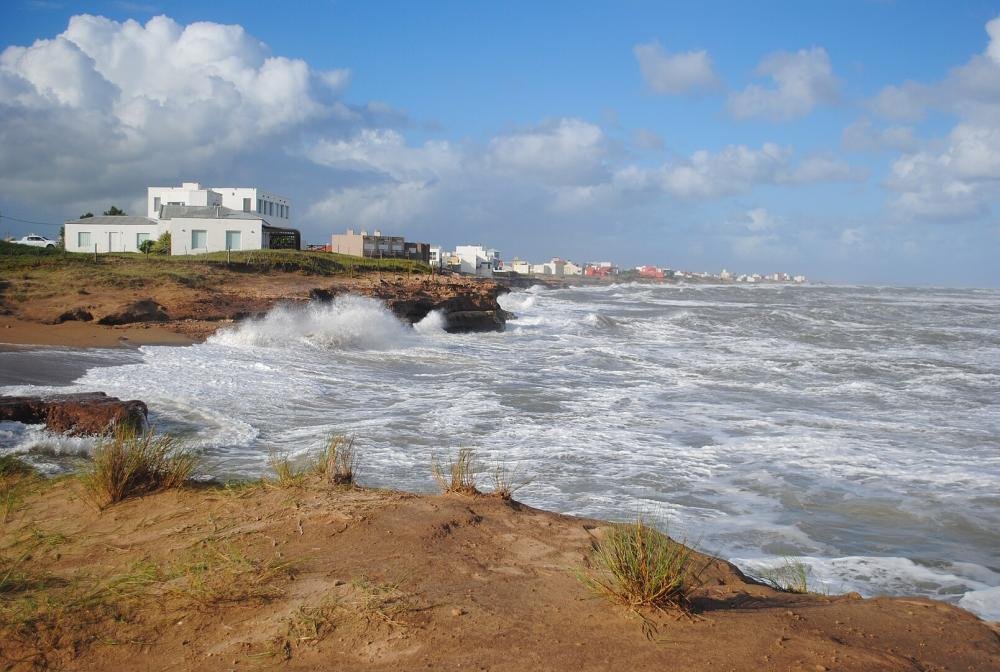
[2,284,998,620]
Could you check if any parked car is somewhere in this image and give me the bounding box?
[15,234,58,248]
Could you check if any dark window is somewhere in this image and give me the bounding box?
[243,197,251,212]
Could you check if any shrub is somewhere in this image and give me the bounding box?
[80,427,197,509]
[150,231,171,255]
[580,517,696,615]
[138,239,154,255]
[432,447,480,495]
[312,435,357,485]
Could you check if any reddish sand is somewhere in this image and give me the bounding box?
[1,476,997,671]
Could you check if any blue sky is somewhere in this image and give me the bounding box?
[2,1,999,285]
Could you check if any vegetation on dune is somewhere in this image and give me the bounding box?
[312,434,358,486]
[79,427,197,509]
[432,447,481,495]
[758,557,811,594]
[579,517,699,630]
[0,240,431,305]
[488,458,532,501]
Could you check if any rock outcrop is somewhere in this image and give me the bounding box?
[0,392,148,435]
[372,277,510,333]
[98,299,169,326]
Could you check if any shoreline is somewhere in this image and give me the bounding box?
[2,467,997,670]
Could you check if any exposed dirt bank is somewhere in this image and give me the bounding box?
[0,263,507,346]
[1,477,997,671]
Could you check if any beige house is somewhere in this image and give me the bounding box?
[330,229,429,262]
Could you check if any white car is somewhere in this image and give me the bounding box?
[15,234,58,248]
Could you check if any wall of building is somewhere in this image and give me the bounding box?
[331,232,364,256]
[168,218,263,255]
[148,183,292,227]
[65,222,163,253]
[147,183,221,219]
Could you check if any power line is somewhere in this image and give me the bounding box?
[0,214,63,229]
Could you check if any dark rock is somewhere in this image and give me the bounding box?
[441,310,507,333]
[52,307,94,323]
[98,299,169,325]
[309,288,338,303]
[0,392,148,435]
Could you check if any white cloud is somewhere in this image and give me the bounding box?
[0,14,347,208]
[840,227,863,246]
[633,40,719,95]
[631,127,665,150]
[886,123,1000,220]
[842,118,918,152]
[486,118,609,185]
[728,47,839,121]
[789,155,866,183]
[304,129,460,182]
[745,208,775,231]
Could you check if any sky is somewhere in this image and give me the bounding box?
[1,1,999,286]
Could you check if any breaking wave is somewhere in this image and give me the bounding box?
[209,295,415,350]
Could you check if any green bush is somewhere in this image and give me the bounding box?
[150,232,171,255]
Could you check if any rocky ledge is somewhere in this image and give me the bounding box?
[316,276,511,333]
[0,392,148,435]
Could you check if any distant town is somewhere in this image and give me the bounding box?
[13,180,807,285]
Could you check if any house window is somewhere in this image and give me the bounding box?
[243,198,251,212]
[153,196,161,212]
[78,231,91,248]
[136,232,151,248]
[257,198,262,213]
[285,205,290,219]
[191,230,207,249]
[225,230,242,251]
[269,202,274,216]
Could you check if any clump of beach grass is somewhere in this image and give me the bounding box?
[489,458,532,501]
[759,557,810,594]
[1,454,39,524]
[79,427,197,509]
[432,447,480,495]
[312,434,357,486]
[579,517,697,624]
[268,448,303,487]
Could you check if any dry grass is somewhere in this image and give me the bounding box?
[580,517,697,630]
[349,575,412,627]
[432,447,480,495]
[312,435,357,486]
[759,558,810,594]
[167,540,299,607]
[79,427,197,509]
[268,448,303,487]
[489,458,532,501]
[1,456,39,524]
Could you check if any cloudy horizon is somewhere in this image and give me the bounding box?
[1,2,999,286]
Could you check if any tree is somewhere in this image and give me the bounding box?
[103,206,126,216]
[150,232,171,255]
[138,239,155,255]
[80,212,94,219]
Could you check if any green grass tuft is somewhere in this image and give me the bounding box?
[579,517,697,621]
[311,435,358,486]
[79,427,197,509]
[759,557,810,594]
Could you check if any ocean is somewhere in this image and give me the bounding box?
[2,283,998,620]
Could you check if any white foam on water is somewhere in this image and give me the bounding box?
[210,295,415,351]
[2,285,999,620]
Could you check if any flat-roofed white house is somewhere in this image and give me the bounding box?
[65,182,299,255]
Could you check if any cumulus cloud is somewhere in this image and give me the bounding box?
[0,14,349,209]
[728,47,839,121]
[633,40,719,95]
[886,123,1000,220]
[304,129,460,182]
[873,17,1000,221]
[486,118,609,185]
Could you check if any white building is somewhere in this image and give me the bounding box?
[65,181,299,255]
[563,260,583,275]
[64,216,165,254]
[147,182,291,226]
[429,246,445,269]
[454,245,501,277]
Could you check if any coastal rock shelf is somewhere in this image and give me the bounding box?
[0,392,148,435]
